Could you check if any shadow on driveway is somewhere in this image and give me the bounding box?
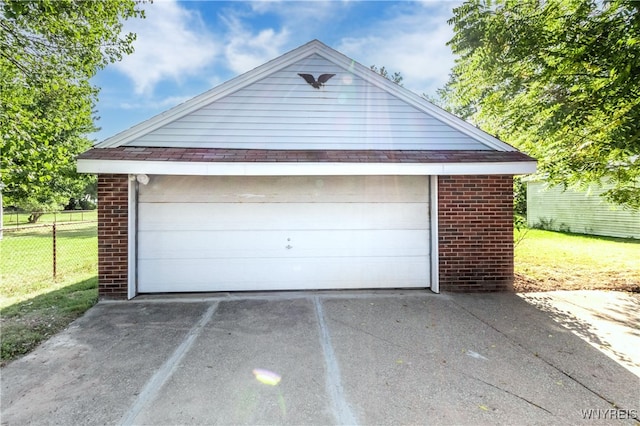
[520,290,640,377]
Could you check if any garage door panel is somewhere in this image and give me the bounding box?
[140,175,429,203]
[138,229,430,259]
[138,257,430,293]
[137,175,431,293]
[138,202,429,231]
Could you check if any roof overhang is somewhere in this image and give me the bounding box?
[77,148,537,176]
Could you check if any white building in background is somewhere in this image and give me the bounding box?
[527,180,640,239]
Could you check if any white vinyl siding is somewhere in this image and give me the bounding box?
[136,175,431,293]
[130,54,490,151]
[527,181,640,239]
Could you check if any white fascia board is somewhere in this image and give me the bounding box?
[78,159,537,176]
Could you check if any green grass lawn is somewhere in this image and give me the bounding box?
[1,222,97,304]
[0,223,98,364]
[514,229,640,292]
[3,210,97,228]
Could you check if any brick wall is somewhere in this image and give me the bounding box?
[438,175,514,292]
[97,174,129,299]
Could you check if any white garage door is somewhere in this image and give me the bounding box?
[137,175,431,293]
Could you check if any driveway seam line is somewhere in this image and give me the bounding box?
[120,302,218,426]
[313,296,358,426]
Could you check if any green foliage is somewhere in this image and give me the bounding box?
[513,213,529,249]
[370,65,404,86]
[444,0,640,210]
[531,217,556,232]
[513,176,527,217]
[0,0,144,211]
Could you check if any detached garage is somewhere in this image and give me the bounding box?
[78,40,536,299]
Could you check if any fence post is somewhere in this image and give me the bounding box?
[52,223,57,279]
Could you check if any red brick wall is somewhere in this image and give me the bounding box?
[97,174,129,299]
[438,175,514,292]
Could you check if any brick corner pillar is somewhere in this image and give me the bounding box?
[97,174,129,299]
[438,175,514,292]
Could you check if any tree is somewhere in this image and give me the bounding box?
[370,65,404,86]
[0,0,144,221]
[443,0,640,209]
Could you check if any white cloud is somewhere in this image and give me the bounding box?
[221,15,290,75]
[217,0,353,75]
[245,0,356,46]
[249,0,345,25]
[119,95,194,110]
[113,0,219,95]
[106,1,459,97]
[337,2,459,97]
[228,1,459,97]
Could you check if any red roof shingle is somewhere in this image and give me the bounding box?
[78,147,535,163]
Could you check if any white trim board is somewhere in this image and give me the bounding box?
[429,176,439,294]
[78,159,537,176]
[127,177,137,300]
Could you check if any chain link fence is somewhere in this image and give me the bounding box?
[1,219,98,292]
[2,210,96,229]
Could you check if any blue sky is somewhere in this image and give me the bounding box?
[91,0,461,142]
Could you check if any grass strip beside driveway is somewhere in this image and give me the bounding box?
[1,276,98,365]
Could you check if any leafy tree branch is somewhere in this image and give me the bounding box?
[1,0,145,218]
[443,0,640,209]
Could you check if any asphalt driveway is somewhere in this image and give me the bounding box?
[1,291,638,425]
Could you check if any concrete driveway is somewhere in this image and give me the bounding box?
[2,291,638,425]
